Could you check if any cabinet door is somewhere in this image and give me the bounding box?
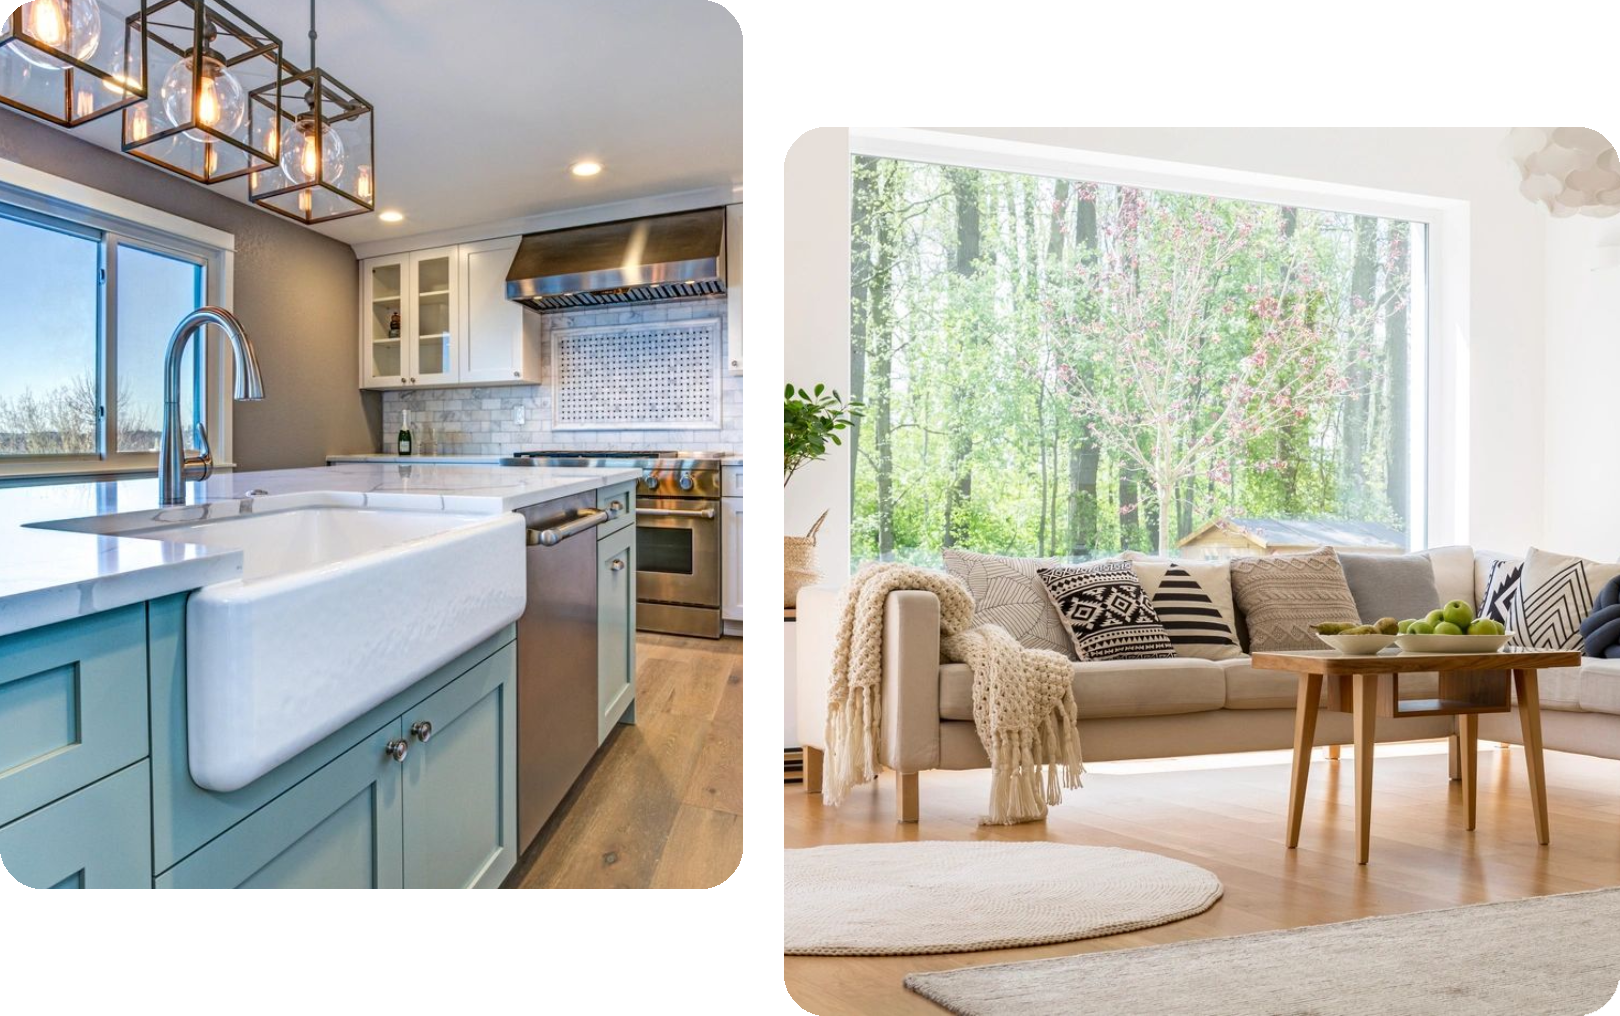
[721,496,744,622]
[0,763,151,889]
[361,255,409,388]
[409,246,461,385]
[460,237,538,384]
[402,644,517,889]
[597,528,637,743]
[158,724,405,889]
[725,201,780,374]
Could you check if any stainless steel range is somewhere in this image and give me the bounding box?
[504,451,731,638]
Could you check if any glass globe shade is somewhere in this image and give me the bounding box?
[14,0,101,71]
[160,53,246,143]
[280,115,346,185]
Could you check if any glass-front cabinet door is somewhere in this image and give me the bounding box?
[409,247,461,385]
[362,255,408,388]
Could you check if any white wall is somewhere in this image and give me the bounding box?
[1542,215,1620,559]
[783,124,1550,569]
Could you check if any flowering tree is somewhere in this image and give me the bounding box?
[1053,194,1356,557]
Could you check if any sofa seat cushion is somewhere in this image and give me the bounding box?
[938,658,1226,722]
[1219,658,1442,710]
[1574,661,1620,715]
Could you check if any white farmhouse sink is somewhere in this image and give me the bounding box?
[127,506,526,792]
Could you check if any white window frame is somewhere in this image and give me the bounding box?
[846,127,1472,551]
[0,156,236,481]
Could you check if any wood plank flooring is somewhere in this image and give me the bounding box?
[785,745,1620,1014]
[506,632,742,889]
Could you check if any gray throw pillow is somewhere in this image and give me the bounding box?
[1228,548,1360,653]
[1339,552,1442,624]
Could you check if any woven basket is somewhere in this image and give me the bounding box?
[785,510,829,608]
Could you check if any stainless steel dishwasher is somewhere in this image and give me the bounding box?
[517,492,607,851]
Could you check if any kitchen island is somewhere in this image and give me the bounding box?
[0,462,638,889]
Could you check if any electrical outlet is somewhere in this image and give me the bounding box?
[513,404,525,427]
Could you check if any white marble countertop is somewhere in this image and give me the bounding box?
[327,453,745,466]
[0,462,638,639]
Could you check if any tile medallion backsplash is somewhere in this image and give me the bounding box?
[381,297,743,455]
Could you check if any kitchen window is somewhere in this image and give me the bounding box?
[0,167,231,480]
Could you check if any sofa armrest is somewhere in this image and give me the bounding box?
[795,585,943,773]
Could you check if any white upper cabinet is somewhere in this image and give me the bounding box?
[729,200,777,375]
[459,237,542,385]
[359,239,540,391]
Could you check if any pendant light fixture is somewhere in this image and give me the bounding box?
[120,0,281,184]
[0,0,149,127]
[249,0,373,224]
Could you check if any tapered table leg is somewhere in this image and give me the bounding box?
[1514,669,1550,845]
[1459,713,1478,831]
[1286,674,1323,849]
[1353,674,1377,864]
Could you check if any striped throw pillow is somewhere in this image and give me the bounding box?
[1129,560,1244,660]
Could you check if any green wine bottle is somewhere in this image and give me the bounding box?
[398,409,414,457]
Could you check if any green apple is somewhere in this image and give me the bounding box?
[1486,619,1506,636]
[1433,621,1464,636]
[1397,619,1416,634]
[1442,600,1475,629]
[1467,619,1496,636]
[1410,621,1436,635]
[1425,609,1446,627]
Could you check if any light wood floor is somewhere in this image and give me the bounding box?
[785,745,1620,1014]
[506,632,742,889]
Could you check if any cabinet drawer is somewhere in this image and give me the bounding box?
[596,482,636,540]
[0,762,152,888]
[722,464,743,497]
[0,605,149,827]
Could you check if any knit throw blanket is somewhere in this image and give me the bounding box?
[823,562,1085,826]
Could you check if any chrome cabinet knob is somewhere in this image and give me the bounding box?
[678,471,694,491]
[411,720,433,743]
[609,558,626,572]
[608,500,625,517]
[385,738,409,762]
[642,474,659,490]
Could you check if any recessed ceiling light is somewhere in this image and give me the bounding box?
[378,210,404,223]
[571,160,603,177]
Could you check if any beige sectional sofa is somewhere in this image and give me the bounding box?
[795,546,1620,821]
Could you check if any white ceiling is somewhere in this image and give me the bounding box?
[73,0,743,248]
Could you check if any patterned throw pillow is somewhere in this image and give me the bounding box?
[1227,547,1360,653]
[1516,548,1620,651]
[1478,556,1524,629]
[943,549,1076,658]
[1036,561,1176,662]
[1127,559,1243,660]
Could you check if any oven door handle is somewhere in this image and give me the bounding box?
[636,506,718,520]
[527,507,610,546]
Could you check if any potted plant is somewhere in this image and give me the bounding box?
[784,383,862,606]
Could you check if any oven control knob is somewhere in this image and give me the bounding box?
[678,471,695,491]
[642,473,659,490]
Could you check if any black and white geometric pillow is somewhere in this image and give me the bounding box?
[1517,548,1620,651]
[1129,560,1243,661]
[1478,557,1524,628]
[1036,561,1177,662]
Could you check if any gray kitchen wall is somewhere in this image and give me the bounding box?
[0,108,379,470]
[382,298,743,455]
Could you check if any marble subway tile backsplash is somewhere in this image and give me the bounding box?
[381,299,742,456]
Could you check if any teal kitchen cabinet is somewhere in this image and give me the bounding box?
[402,643,517,889]
[0,763,152,888]
[595,480,636,540]
[597,527,637,743]
[0,604,148,828]
[158,726,406,889]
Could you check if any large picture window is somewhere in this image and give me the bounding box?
[849,156,1428,566]
[0,204,208,469]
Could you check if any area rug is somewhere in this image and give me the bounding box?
[784,841,1223,956]
[904,886,1620,1015]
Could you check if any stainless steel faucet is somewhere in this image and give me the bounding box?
[159,307,265,505]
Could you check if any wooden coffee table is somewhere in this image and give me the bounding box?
[1251,647,1579,864]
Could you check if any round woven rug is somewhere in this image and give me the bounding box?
[785,841,1223,956]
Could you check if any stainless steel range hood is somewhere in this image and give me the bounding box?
[505,207,727,310]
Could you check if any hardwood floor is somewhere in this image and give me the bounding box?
[785,744,1620,1015]
[506,632,742,889]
